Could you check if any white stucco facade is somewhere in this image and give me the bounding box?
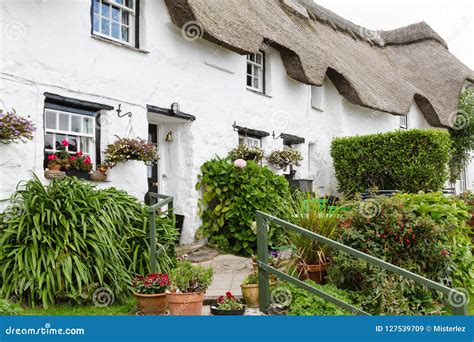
[1,0,472,244]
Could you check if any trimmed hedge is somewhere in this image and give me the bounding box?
[330,129,452,195]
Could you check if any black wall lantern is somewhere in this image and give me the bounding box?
[171,102,180,115]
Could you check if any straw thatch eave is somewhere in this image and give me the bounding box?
[164,0,473,128]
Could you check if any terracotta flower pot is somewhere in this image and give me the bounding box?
[240,284,259,308]
[134,293,167,315]
[48,163,61,171]
[167,292,204,315]
[297,262,328,284]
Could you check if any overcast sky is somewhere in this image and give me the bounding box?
[316,0,473,69]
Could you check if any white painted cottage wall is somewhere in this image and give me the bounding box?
[0,0,470,244]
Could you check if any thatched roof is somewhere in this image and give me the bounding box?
[165,0,474,127]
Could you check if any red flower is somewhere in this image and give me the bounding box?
[441,249,449,256]
[226,291,233,298]
[47,154,56,161]
[69,156,76,161]
[84,156,92,164]
[76,151,83,157]
[218,296,224,303]
[61,139,69,147]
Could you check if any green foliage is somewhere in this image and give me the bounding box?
[242,273,259,285]
[289,192,342,265]
[169,261,213,293]
[0,176,177,308]
[228,144,264,162]
[329,192,473,315]
[330,129,452,195]
[0,299,21,315]
[104,137,159,168]
[196,157,292,255]
[275,280,357,315]
[449,88,474,182]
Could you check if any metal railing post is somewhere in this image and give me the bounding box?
[256,211,270,312]
[149,209,157,274]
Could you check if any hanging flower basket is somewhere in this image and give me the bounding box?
[0,109,35,144]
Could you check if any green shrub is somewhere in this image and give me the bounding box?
[274,280,357,315]
[169,261,213,293]
[330,129,452,195]
[196,158,292,255]
[329,192,473,315]
[0,299,21,315]
[0,176,177,308]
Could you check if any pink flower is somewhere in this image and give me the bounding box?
[233,159,247,169]
[76,151,83,157]
[47,154,56,161]
[61,139,69,147]
[84,156,92,165]
[69,156,76,161]
[441,249,449,256]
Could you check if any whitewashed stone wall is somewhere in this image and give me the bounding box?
[1,0,470,244]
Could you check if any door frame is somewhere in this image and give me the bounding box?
[147,123,161,195]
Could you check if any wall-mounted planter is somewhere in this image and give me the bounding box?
[107,160,148,199]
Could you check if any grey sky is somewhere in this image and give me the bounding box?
[316,0,473,69]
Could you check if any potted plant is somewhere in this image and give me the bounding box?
[210,291,245,316]
[132,273,170,315]
[240,273,259,308]
[0,109,35,144]
[267,147,303,180]
[228,144,264,163]
[104,137,159,168]
[289,193,342,284]
[46,154,62,171]
[89,163,108,182]
[167,260,213,315]
[65,151,93,180]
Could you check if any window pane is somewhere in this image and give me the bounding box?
[80,137,91,154]
[101,2,110,17]
[121,25,129,42]
[55,134,67,151]
[45,133,54,150]
[111,6,120,21]
[45,111,56,129]
[249,54,255,62]
[256,53,262,65]
[112,21,120,39]
[93,14,100,32]
[125,0,133,9]
[247,63,252,75]
[93,0,100,14]
[71,116,82,133]
[84,117,93,134]
[116,0,124,5]
[254,77,259,90]
[69,137,78,153]
[122,11,129,25]
[247,75,252,87]
[101,18,110,35]
[59,113,69,131]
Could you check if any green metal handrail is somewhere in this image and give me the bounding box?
[147,193,174,273]
[256,211,468,316]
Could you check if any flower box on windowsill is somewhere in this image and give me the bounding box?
[66,169,90,180]
[44,170,66,180]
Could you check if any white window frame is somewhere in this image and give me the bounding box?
[92,0,136,46]
[246,52,265,93]
[400,115,407,129]
[460,168,467,192]
[44,109,96,164]
[239,134,261,148]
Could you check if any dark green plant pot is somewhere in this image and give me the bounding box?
[210,306,246,316]
[66,169,90,180]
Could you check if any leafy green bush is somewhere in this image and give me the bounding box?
[330,129,452,195]
[0,299,21,315]
[169,261,213,293]
[0,176,177,308]
[274,280,357,315]
[196,157,291,255]
[329,192,472,315]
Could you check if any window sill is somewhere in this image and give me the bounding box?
[91,34,149,54]
[246,88,272,98]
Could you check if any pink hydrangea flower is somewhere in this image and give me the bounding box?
[234,159,247,169]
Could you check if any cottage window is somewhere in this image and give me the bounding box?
[92,0,137,46]
[44,109,96,162]
[246,52,265,93]
[400,115,407,129]
[239,134,262,148]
